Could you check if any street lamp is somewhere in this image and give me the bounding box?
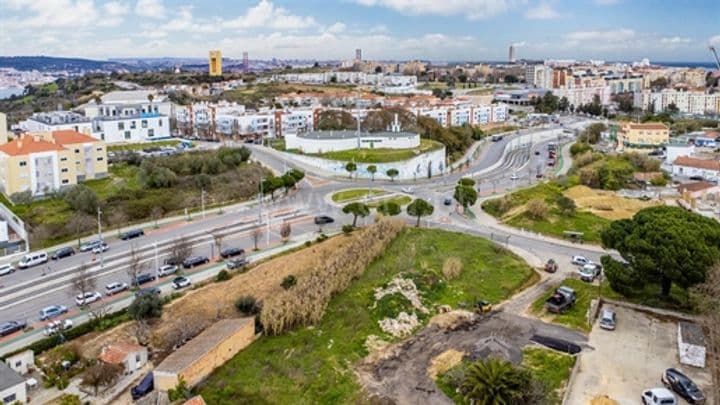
[201,188,207,219]
[97,208,103,240]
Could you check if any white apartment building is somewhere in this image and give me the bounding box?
[269,72,417,87]
[525,64,553,89]
[415,103,508,127]
[17,111,93,135]
[635,90,720,115]
[554,86,612,108]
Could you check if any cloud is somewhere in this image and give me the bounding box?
[135,0,165,19]
[354,0,516,20]
[1,0,99,29]
[660,36,691,45]
[326,22,346,34]
[511,41,527,47]
[222,0,316,30]
[524,3,561,19]
[566,28,634,44]
[163,5,221,33]
[100,1,129,27]
[710,35,720,46]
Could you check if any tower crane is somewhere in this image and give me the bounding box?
[710,46,720,70]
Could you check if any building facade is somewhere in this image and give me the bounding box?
[209,50,222,76]
[0,362,26,404]
[98,343,148,375]
[672,156,720,182]
[635,90,720,115]
[84,91,172,143]
[17,112,93,136]
[616,122,669,152]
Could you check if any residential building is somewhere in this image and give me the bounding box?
[635,89,720,115]
[16,111,93,135]
[98,342,148,375]
[4,351,33,376]
[672,156,720,182]
[604,75,643,94]
[525,64,552,89]
[554,86,612,108]
[0,112,7,144]
[508,45,516,63]
[0,362,26,404]
[0,130,108,197]
[154,318,255,390]
[84,91,172,143]
[209,50,222,76]
[355,48,362,61]
[616,122,669,152]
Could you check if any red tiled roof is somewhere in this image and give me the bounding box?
[0,135,65,156]
[677,181,716,194]
[51,130,97,145]
[183,396,207,405]
[98,342,144,365]
[627,122,669,131]
[633,172,663,182]
[673,156,720,171]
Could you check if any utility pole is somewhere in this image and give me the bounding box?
[97,208,103,240]
[201,189,207,219]
[258,177,264,221]
[265,211,271,247]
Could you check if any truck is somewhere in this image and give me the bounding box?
[544,286,577,313]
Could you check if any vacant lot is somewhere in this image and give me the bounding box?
[566,304,713,405]
[564,185,661,220]
[310,139,445,163]
[199,228,536,404]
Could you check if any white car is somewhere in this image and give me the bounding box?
[44,319,73,336]
[75,291,102,306]
[401,186,415,194]
[171,276,191,289]
[0,264,15,276]
[91,243,108,254]
[510,173,520,181]
[105,282,129,296]
[641,387,677,405]
[157,265,178,277]
[571,255,591,266]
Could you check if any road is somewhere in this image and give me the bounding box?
[0,117,602,355]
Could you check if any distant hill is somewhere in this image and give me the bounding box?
[0,56,140,72]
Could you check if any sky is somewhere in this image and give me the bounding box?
[0,0,719,62]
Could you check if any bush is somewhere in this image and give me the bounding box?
[650,175,668,186]
[62,185,99,214]
[556,196,576,215]
[442,257,463,280]
[235,295,261,315]
[281,275,297,290]
[304,241,312,247]
[127,294,163,320]
[570,142,591,156]
[526,199,549,220]
[216,270,231,282]
[573,151,595,168]
[342,224,354,234]
[459,177,475,187]
[10,190,33,205]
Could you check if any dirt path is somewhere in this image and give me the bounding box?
[356,311,587,405]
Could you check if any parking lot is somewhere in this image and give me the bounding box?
[565,304,713,405]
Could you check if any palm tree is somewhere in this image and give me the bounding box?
[147,93,155,115]
[460,359,528,405]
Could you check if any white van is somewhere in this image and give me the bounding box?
[18,252,48,269]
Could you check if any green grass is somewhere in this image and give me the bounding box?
[466,88,493,95]
[199,228,536,404]
[483,125,519,135]
[269,138,286,151]
[107,139,181,152]
[331,188,387,203]
[310,139,444,163]
[521,347,576,404]
[368,195,412,208]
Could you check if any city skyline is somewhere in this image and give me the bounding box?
[0,0,719,62]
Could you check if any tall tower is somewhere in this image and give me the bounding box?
[209,50,222,76]
[242,52,249,73]
[355,48,362,61]
[509,45,516,64]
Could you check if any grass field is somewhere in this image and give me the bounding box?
[368,195,412,208]
[107,139,181,152]
[521,347,576,404]
[563,185,660,220]
[310,139,444,163]
[331,188,387,203]
[466,88,494,95]
[199,228,536,404]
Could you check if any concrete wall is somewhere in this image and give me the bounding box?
[285,133,420,153]
[5,350,33,375]
[0,382,26,404]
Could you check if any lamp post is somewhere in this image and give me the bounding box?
[97,208,103,240]
[201,189,207,219]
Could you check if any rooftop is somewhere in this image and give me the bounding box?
[100,90,166,104]
[155,318,252,374]
[98,342,145,365]
[624,122,669,131]
[51,130,98,145]
[0,362,24,391]
[677,181,717,194]
[28,111,90,125]
[0,134,65,156]
[298,130,418,140]
[673,156,720,171]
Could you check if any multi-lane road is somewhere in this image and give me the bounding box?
[0,117,602,355]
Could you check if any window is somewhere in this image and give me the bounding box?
[61,168,68,173]
[3,393,17,402]
[14,360,21,367]
[141,120,148,129]
[148,129,154,137]
[97,157,104,161]
[130,121,136,130]
[74,149,80,154]
[159,119,163,127]
[19,161,26,167]
[61,179,69,184]
[136,354,141,362]
[96,147,103,151]
[118,122,124,130]
[60,157,67,162]
[124,131,131,140]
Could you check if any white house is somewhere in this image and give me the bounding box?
[84,90,172,143]
[672,156,720,182]
[0,362,26,404]
[98,342,148,375]
[4,351,34,376]
[16,112,93,135]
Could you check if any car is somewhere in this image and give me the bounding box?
[131,373,154,400]
[579,263,602,282]
[91,243,108,254]
[43,319,73,336]
[689,175,704,181]
[226,257,249,270]
[171,276,191,289]
[79,239,104,252]
[0,320,26,336]
[120,228,144,241]
[132,273,156,286]
[571,255,590,266]
[642,387,677,405]
[18,251,48,269]
[75,291,102,306]
[510,173,520,181]
[182,256,209,269]
[164,256,184,266]
[51,247,75,260]
[220,247,245,259]
[105,281,129,295]
[599,309,617,330]
[443,198,452,206]
[39,305,68,321]
[662,368,705,404]
[401,186,415,194]
[534,150,540,155]
[0,263,15,276]
[314,215,334,225]
[157,265,178,277]
[135,287,161,297]
[535,173,543,179]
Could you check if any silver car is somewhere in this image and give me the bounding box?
[599,309,616,330]
[105,281,129,296]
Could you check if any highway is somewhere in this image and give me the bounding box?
[0,117,602,355]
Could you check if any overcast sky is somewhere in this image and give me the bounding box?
[1,0,719,62]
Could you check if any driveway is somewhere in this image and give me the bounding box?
[565,304,713,405]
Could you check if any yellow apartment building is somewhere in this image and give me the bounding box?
[209,50,222,76]
[616,122,669,153]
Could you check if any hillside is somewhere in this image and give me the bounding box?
[0,56,137,72]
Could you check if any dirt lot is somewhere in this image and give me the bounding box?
[565,304,713,405]
[563,186,661,220]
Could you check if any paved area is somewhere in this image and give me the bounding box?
[565,304,713,405]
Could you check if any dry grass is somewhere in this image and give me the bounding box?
[427,349,465,380]
[590,396,620,405]
[442,257,463,280]
[563,185,661,220]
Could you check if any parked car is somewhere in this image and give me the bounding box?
[135,287,161,297]
[18,251,48,269]
[220,247,245,259]
[599,309,617,330]
[689,175,704,181]
[75,291,102,306]
[401,186,415,194]
[182,256,209,269]
[43,319,73,336]
[105,281,129,295]
[0,263,15,276]
[132,273,156,286]
[510,173,520,181]
[579,263,602,282]
[131,373,154,400]
[314,215,334,225]
[545,286,576,313]
[0,320,26,336]
[51,247,75,260]
[39,305,68,321]
[571,255,590,266]
[171,276,191,289]
[226,257,249,270]
[157,265,178,277]
[443,198,452,206]
[79,239,104,252]
[120,228,144,241]
[91,243,108,254]
[544,258,558,273]
[642,387,677,405]
[534,150,540,155]
[662,368,705,404]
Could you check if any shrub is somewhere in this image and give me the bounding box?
[526,199,549,220]
[9,190,33,205]
[442,257,463,280]
[304,241,312,247]
[127,294,163,320]
[62,185,99,214]
[650,176,668,186]
[573,151,595,168]
[342,224,354,234]
[459,177,476,187]
[281,275,297,290]
[235,295,261,315]
[555,196,576,215]
[216,270,231,282]
[570,142,591,156]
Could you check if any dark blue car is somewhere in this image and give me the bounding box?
[131,373,154,400]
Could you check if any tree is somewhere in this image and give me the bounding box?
[459,177,475,187]
[71,264,97,307]
[556,196,576,215]
[150,206,164,228]
[251,227,262,250]
[316,110,357,130]
[280,221,291,242]
[406,198,434,227]
[281,173,297,193]
[460,358,537,405]
[126,245,146,284]
[82,362,122,396]
[601,206,720,296]
[127,294,163,320]
[526,199,548,220]
[386,168,399,182]
[558,96,569,112]
[67,212,94,248]
[454,185,478,208]
[376,201,401,216]
[666,102,679,114]
[650,77,669,89]
[63,185,99,215]
[168,237,192,266]
[367,165,377,181]
[342,202,370,227]
[262,176,285,200]
[504,74,519,84]
[345,162,357,179]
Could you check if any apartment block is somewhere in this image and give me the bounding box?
[84,90,172,143]
[616,122,669,153]
[635,90,720,115]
